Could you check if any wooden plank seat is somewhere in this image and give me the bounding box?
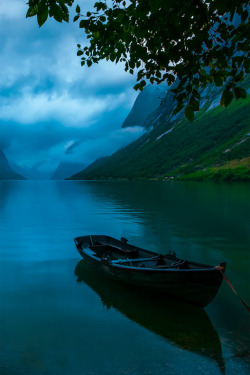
[89,242,138,255]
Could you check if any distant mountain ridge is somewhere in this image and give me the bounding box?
[51,162,86,180]
[0,149,25,180]
[70,76,250,182]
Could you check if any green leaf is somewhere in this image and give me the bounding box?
[234,87,247,99]
[190,97,199,111]
[79,20,88,28]
[87,60,92,67]
[36,0,49,27]
[213,73,224,87]
[76,5,80,13]
[220,88,234,107]
[185,106,194,122]
[77,50,83,56]
[92,31,100,39]
[235,71,244,83]
[133,83,141,91]
[73,15,80,22]
[50,4,64,23]
[37,9,49,27]
[117,14,124,23]
[26,5,38,18]
[206,39,213,49]
[244,59,250,73]
[95,2,107,11]
[241,9,248,22]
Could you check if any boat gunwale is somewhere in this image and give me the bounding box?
[80,247,219,273]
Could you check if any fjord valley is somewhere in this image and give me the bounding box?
[1,2,250,375]
[69,79,250,182]
[1,78,249,183]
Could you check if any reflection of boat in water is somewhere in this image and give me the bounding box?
[75,260,225,373]
[74,235,226,307]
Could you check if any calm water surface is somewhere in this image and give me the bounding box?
[0,180,249,375]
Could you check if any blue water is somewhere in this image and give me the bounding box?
[0,180,249,375]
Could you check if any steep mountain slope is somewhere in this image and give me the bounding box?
[0,149,25,180]
[70,78,250,182]
[71,157,108,176]
[143,83,224,130]
[70,97,250,181]
[122,84,167,128]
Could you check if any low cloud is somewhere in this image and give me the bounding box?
[60,126,145,167]
[0,91,115,126]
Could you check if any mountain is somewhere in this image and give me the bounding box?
[70,78,250,182]
[142,82,224,130]
[122,84,167,128]
[51,162,86,180]
[66,157,108,180]
[0,149,25,180]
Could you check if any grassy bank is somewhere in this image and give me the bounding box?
[178,158,250,182]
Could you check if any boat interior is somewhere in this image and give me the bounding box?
[87,239,202,270]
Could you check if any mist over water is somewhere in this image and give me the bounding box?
[0,180,249,375]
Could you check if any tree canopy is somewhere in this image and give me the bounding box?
[26,0,249,121]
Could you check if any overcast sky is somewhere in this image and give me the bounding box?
[0,0,144,178]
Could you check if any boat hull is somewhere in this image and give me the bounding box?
[74,235,225,307]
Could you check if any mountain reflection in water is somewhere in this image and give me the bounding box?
[75,260,225,373]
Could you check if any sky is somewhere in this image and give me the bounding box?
[0,0,144,179]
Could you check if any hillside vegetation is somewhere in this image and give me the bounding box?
[70,95,250,182]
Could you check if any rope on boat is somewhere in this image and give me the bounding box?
[124,258,132,266]
[216,266,250,313]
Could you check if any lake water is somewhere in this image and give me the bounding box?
[0,180,249,375]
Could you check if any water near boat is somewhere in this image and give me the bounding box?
[0,180,249,375]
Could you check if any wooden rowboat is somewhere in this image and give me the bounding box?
[74,235,226,307]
